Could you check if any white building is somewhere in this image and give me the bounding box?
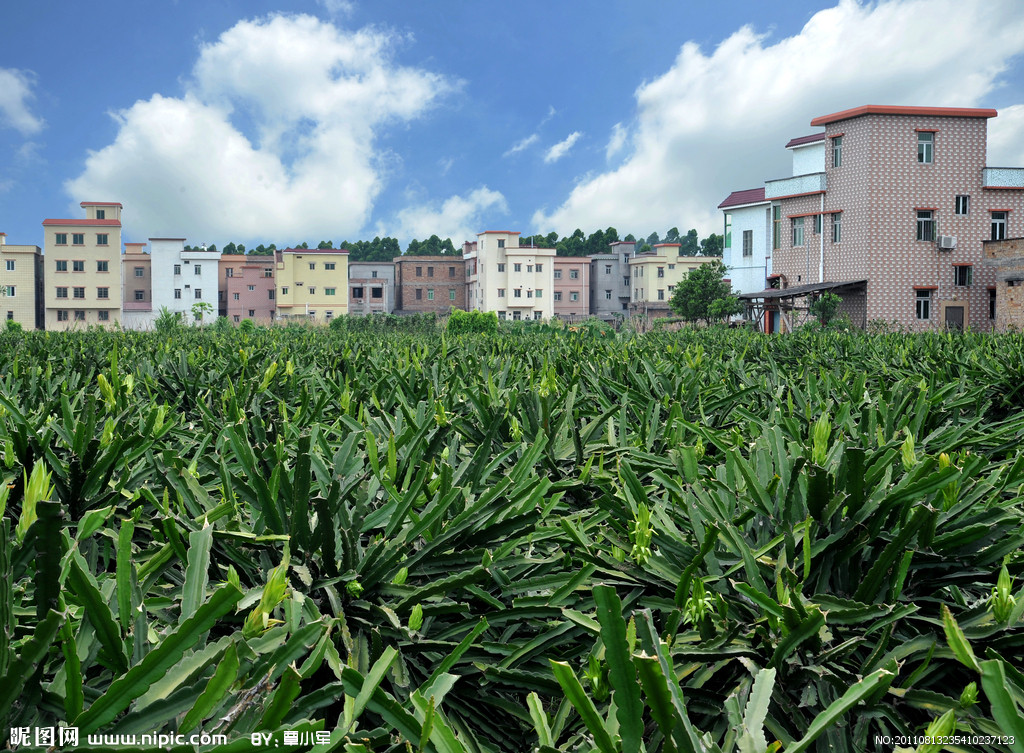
[149,238,221,324]
[464,231,556,321]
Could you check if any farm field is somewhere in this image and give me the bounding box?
[2,324,1024,752]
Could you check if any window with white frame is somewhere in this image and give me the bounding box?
[742,230,753,257]
[569,269,579,279]
[604,290,612,300]
[991,211,1008,241]
[792,217,805,247]
[4,260,13,272]
[514,263,521,272]
[832,213,842,243]
[513,289,522,298]
[955,195,970,215]
[917,132,934,163]
[570,292,579,301]
[916,289,932,320]
[554,269,562,279]
[916,210,935,242]
[832,136,842,167]
[553,291,562,301]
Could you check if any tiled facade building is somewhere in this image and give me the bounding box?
[220,255,277,324]
[121,243,154,330]
[43,201,123,330]
[0,233,44,330]
[552,257,589,320]
[394,255,466,314]
[756,105,1024,331]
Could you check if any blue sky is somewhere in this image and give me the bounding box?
[3,0,1024,251]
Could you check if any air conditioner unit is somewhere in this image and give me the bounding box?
[938,235,957,250]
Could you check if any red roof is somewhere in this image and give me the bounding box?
[785,133,825,148]
[80,201,123,207]
[811,105,997,127]
[718,188,767,209]
[42,219,122,227]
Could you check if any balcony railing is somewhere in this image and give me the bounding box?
[983,167,1024,189]
[764,172,826,199]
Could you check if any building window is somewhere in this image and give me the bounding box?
[74,310,86,321]
[916,210,935,242]
[427,289,434,300]
[534,311,542,320]
[56,287,68,299]
[724,213,732,249]
[623,254,630,264]
[55,233,68,245]
[527,265,533,273]
[96,234,108,245]
[134,266,144,277]
[657,266,665,278]
[623,276,630,287]
[832,136,842,168]
[309,287,316,295]
[98,310,109,322]
[325,287,336,295]
[497,239,505,248]
[954,265,973,287]
[415,288,422,300]
[916,289,932,320]
[553,291,562,301]
[497,263,505,272]
[416,266,423,277]
[175,289,182,299]
[264,268,273,277]
[669,263,676,270]
[309,262,316,270]
[245,285,254,292]
[536,263,543,272]
[554,269,562,279]
[513,289,522,298]
[497,288,505,297]
[918,132,934,163]
[174,264,181,275]
[195,265,202,275]
[281,287,288,295]
[657,289,665,300]
[832,213,842,243]
[428,267,434,277]
[5,311,11,320]
[514,263,522,272]
[93,260,108,273]
[814,214,822,234]
[570,292,579,302]
[449,289,456,301]
[990,288,997,320]
[195,289,202,299]
[668,285,675,293]
[325,262,335,270]
[57,310,69,322]
[233,315,240,323]
[247,309,255,317]
[992,211,1008,241]
[526,289,533,299]
[792,217,805,247]
[498,311,506,320]
[604,264,612,274]
[233,292,240,301]
[448,266,456,277]
[56,260,68,272]
[73,287,85,299]
[512,311,521,321]
[226,268,234,278]
[96,209,105,219]
[742,229,753,257]
[772,206,782,250]
[4,260,13,271]
[955,195,970,215]
[371,270,378,278]
[97,287,109,299]
[73,260,84,272]
[268,290,275,299]
[2,286,13,297]
[72,233,85,245]
[605,290,612,300]
[535,289,543,298]
[135,290,145,301]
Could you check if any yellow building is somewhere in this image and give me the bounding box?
[0,233,43,329]
[628,243,720,316]
[275,248,349,324]
[43,201,123,329]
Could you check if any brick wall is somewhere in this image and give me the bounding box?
[983,237,1024,331]
[394,256,467,313]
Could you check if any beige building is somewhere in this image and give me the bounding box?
[43,201,123,329]
[628,243,719,316]
[0,233,43,329]
[464,231,556,321]
[275,248,349,323]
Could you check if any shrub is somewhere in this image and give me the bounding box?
[447,309,498,335]
[5,319,23,333]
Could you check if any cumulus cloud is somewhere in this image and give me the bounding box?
[66,14,456,244]
[504,133,539,157]
[533,0,1024,236]
[544,131,582,163]
[988,104,1024,167]
[0,68,44,136]
[605,122,627,161]
[379,186,507,246]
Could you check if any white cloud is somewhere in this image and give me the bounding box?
[533,0,1024,237]
[66,14,455,244]
[317,0,354,16]
[380,186,507,245]
[606,122,627,161]
[544,131,582,163]
[504,133,539,157]
[0,68,44,136]
[988,104,1024,167]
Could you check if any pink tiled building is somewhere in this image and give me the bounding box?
[552,257,589,320]
[749,105,1024,331]
[219,254,277,324]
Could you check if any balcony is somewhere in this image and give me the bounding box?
[983,167,1024,189]
[764,172,826,199]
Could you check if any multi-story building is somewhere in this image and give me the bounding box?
[220,255,277,324]
[121,242,154,330]
[349,262,396,315]
[394,255,466,314]
[628,244,718,317]
[276,248,349,324]
[43,201,123,329]
[149,238,221,325]
[464,232,555,321]
[0,233,44,329]
[589,241,635,321]
[552,257,589,320]
[750,105,1024,331]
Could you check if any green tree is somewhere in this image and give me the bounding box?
[192,301,214,324]
[222,242,240,255]
[317,240,334,249]
[680,229,700,256]
[665,227,680,243]
[669,259,742,325]
[637,243,653,255]
[624,233,636,242]
[810,291,843,327]
[699,233,723,257]
[646,231,660,246]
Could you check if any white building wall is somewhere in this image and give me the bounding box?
[724,204,772,297]
[792,142,825,175]
[150,239,221,324]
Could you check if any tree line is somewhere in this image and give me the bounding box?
[188,227,724,262]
